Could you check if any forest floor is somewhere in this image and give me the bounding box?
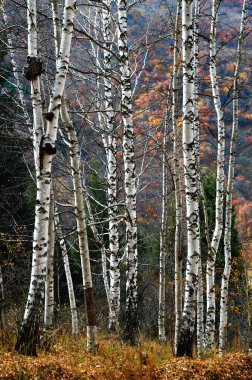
[0,335,251,379]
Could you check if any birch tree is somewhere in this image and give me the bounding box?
[117,0,138,344]
[101,0,120,331]
[43,191,55,336]
[193,0,204,356]
[51,0,98,351]
[158,103,169,344]
[171,0,183,355]
[219,0,248,356]
[205,0,226,351]
[64,106,98,352]
[176,0,200,357]
[15,0,76,356]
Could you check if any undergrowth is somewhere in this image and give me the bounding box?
[0,334,251,379]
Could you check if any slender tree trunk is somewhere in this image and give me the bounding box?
[158,104,169,344]
[193,0,204,356]
[172,0,183,355]
[43,191,55,334]
[51,0,97,350]
[176,0,200,357]
[61,102,98,352]
[84,191,111,317]
[219,0,247,357]
[205,0,226,351]
[55,209,79,336]
[117,0,138,345]
[15,0,46,356]
[102,0,120,331]
[15,0,76,356]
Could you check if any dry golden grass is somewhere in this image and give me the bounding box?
[0,334,251,379]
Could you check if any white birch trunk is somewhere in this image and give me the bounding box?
[55,210,79,336]
[51,0,97,349]
[15,0,47,356]
[43,191,55,332]
[219,0,247,356]
[61,102,98,352]
[176,0,200,357]
[102,0,120,331]
[15,0,76,356]
[117,0,138,344]
[158,104,169,344]
[193,0,204,356]
[172,0,183,355]
[205,0,226,350]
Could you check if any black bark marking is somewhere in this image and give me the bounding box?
[44,112,55,121]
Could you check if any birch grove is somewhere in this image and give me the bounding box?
[0,0,251,361]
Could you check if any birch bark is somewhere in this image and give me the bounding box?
[51,0,97,350]
[102,0,120,331]
[172,0,183,355]
[117,0,138,344]
[176,0,200,357]
[219,0,247,356]
[205,0,226,350]
[43,191,55,333]
[15,0,46,356]
[158,103,169,344]
[15,0,76,356]
[193,0,204,356]
[61,102,98,352]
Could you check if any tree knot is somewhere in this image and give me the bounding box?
[23,57,44,81]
